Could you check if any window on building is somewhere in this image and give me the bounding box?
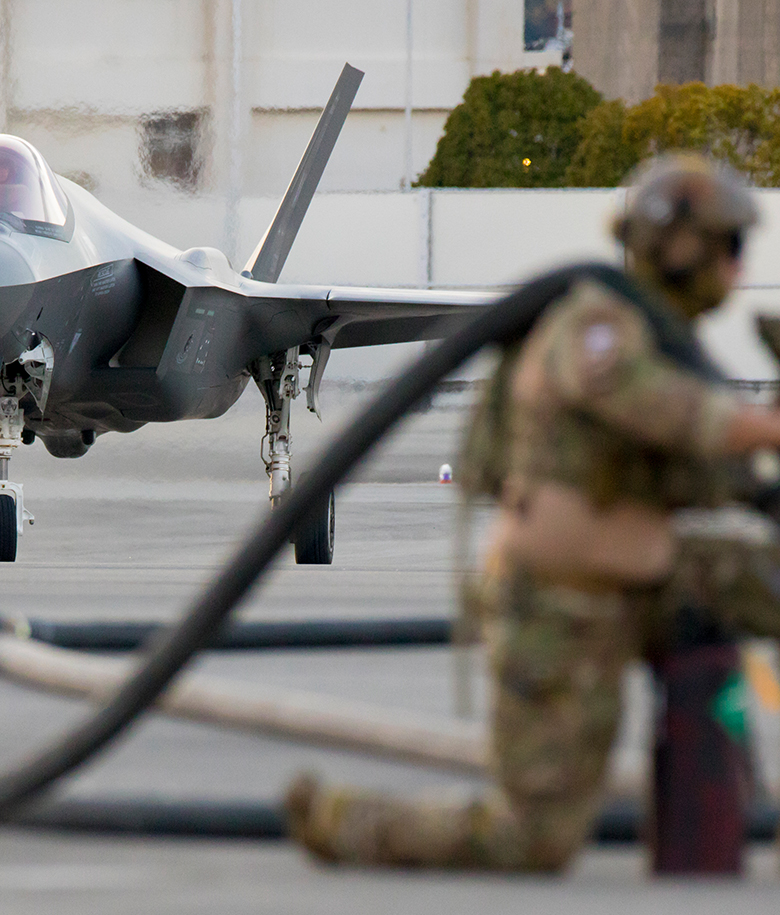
[140,111,203,191]
[525,0,572,50]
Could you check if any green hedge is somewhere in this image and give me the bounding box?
[415,68,602,188]
[418,74,780,188]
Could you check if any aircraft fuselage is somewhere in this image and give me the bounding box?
[0,127,491,462]
[0,176,333,449]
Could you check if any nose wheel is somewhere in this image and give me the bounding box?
[0,493,16,562]
[0,397,33,562]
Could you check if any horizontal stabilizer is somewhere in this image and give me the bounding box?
[245,63,364,283]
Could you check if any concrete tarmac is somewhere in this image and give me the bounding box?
[0,383,778,912]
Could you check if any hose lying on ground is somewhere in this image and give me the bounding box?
[0,616,453,653]
[10,794,778,843]
[0,633,487,775]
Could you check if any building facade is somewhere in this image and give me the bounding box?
[0,0,550,204]
[573,0,780,104]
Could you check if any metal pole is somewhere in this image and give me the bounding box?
[0,0,10,134]
[418,187,431,288]
[225,0,243,265]
[404,0,413,189]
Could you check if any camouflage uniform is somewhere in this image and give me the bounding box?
[286,155,775,869]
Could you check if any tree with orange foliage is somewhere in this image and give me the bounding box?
[566,82,780,187]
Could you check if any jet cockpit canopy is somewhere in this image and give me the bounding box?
[0,136,71,239]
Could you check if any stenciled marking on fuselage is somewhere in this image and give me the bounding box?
[90,264,116,297]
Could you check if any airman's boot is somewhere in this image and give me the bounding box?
[284,772,339,863]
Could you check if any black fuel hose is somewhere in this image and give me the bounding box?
[2,616,452,652]
[0,261,711,817]
[10,795,779,844]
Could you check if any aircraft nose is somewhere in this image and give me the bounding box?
[0,234,34,285]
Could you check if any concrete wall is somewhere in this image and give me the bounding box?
[98,183,780,291]
[99,185,623,289]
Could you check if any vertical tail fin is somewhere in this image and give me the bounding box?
[244,63,364,283]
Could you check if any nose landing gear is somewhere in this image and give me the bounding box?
[0,396,34,562]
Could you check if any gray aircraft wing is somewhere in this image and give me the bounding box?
[322,286,500,348]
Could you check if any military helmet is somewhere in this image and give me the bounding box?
[615,152,757,251]
[614,152,759,313]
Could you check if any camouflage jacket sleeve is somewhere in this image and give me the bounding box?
[539,280,740,459]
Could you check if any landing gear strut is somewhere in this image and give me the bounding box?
[254,346,335,565]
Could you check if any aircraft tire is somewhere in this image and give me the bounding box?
[294,489,335,564]
[0,494,17,562]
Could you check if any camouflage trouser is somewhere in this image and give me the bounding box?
[287,575,631,870]
[287,508,780,870]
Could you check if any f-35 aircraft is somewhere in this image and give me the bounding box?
[0,64,492,564]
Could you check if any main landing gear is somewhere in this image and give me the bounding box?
[294,483,335,565]
[254,345,335,565]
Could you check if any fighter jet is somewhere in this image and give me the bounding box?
[0,64,493,564]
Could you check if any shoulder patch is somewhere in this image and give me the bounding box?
[582,321,619,357]
[546,280,654,399]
